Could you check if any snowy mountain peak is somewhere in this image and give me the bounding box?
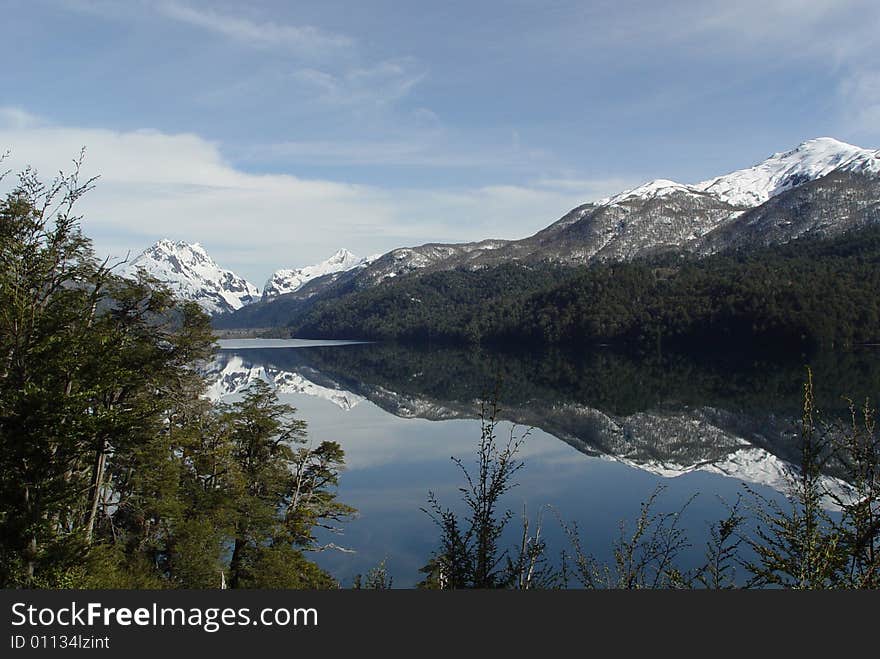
[262,248,372,300]
[121,240,260,315]
[595,137,876,211]
[327,248,357,263]
[601,179,697,206]
[838,147,880,176]
[694,136,873,207]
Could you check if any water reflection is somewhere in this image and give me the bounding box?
[208,342,880,487]
[204,341,880,584]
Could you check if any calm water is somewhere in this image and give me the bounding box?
[208,339,880,586]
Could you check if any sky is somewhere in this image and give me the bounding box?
[1,0,879,286]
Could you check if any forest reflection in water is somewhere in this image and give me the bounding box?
[206,340,880,585]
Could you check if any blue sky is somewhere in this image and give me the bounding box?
[2,0,879,285]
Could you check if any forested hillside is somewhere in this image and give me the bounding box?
[291,226,880,352]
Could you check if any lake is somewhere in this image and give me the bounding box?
[207,339,880,587]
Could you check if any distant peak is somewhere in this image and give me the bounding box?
[262,248,365,299]
[692,136,875,207]
[599,178,693,206]
[148,239,211,258]
[153,238,193,250]
[123,239,259,315]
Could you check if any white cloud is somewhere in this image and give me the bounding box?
[541,0,880,139]
[157,1,353,54]
[0,111,592,285]
[243,134,556,169]
[531,176,638,196]
[677,1,880,139]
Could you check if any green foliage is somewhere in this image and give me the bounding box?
[425,370,880,589]
[291,227,880,352]
[0,159,352,589]
[743,370,880,588]
[291,263,569,342]
[221,380,353,589]
[831,398,880,587]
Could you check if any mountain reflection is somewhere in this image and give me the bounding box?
[204,342,880,495]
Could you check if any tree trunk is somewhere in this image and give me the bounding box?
[85,439,107,544]
[229,535,246,589]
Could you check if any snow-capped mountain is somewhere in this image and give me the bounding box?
[262,248,373,300]
[694,137,878,207]
[599,137,877,208]
[215,136,880,329]
[349,137,880,283]
[120,240,260,315]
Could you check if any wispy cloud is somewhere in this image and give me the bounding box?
[535,0,880,140]
[531,177,638,196]
[289,58,426,108]
[157,1,354,54]
[0,111,589,284]
[244,133,552,169]
[152,3,427,115]
[697,0,880,139]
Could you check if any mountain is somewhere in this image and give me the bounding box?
[288,226,880,348]
[351,138,880,283]
[698,168,880,253]
[120,240,260,315]
[262,248,370,300]
[217,136,880,329]
[212,250,379,329]
[692,137,879,206]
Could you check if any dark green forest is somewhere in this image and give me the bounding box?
[291,227,880,352]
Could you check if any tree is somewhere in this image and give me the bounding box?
[221,381,354,589]
[0,156,218,586]
[420,399,528,589]
[743,370,846,588]
[0,156,353,589]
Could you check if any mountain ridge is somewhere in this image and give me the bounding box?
[125,136,880,324]
[334,137,880,290]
